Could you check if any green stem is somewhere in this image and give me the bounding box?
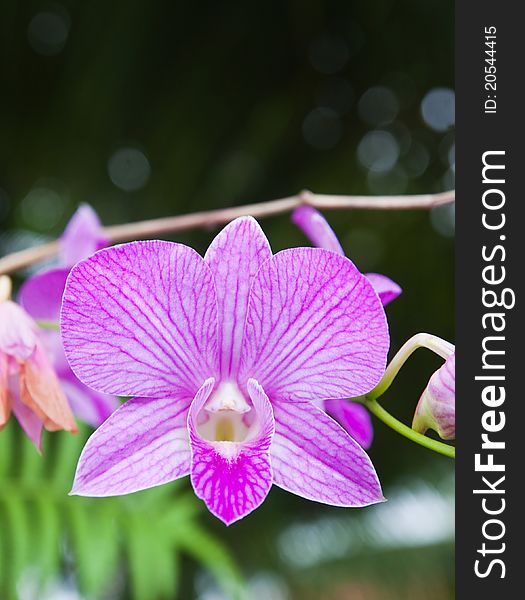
[36,320,60,331]
[368,333,455,401]
[363,397,455,459]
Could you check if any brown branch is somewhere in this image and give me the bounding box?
[0,189,454,275]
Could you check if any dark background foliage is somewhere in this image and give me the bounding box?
[0,1,454,598]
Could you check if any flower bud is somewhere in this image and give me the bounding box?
[412,353,455,440]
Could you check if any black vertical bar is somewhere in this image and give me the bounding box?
[456,1,522,596]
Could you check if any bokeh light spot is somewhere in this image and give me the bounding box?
[357,130,399,173]
[27,9,70,56]
[431,202,455,237]
[383,71,417,109]
[302,108,342,150]
[403,140,430,178]
[20,180,68,231]
[386,121,412,156]
[108,147,151,191]
[358,86,399,126]
[421,88,455,132]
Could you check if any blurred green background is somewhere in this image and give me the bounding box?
[0,0,454,598]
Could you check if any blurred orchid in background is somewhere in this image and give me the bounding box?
[292,205,402,448]
[61,216,390,524]
[413,352,455,441]
[0,275,76,449]
[19,205,119,427]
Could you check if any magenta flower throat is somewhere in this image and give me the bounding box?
[61,217,390,524]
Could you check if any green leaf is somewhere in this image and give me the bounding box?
[0,424,244,598]
[177,523,245,599]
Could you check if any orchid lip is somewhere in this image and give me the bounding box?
[197,381,253,444]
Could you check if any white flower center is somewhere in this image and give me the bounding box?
[197,381,253,443]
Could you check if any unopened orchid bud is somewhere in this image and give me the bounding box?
[412,353,455,440]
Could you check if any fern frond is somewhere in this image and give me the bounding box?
[0,423,244,599]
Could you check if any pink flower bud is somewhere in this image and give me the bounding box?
[412,353,455,440]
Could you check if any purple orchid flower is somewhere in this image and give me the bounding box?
[61,217,390,525]
[19,205,119,427]
[292,205,402,449]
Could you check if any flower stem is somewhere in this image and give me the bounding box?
[0,189,454,275]
[364,398,455,458]
[368,333,455,401]
[356,334,456,458]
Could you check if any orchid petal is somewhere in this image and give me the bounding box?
[19,268,69,322]
[365,273,402,306]
[271,401,383,506]
[292,205,344,255]
[189,378,274,525]
[324,399,374,449]
[21,344,77,433]
[0,353,10,427]
[20,273,118,427]
[60,373,120,427]
[204,217,271,379]
[241,248,389,402]
[71,395,192,496]
[35,329,69,374]
[11,391,43,450]
[61,241,219,398]
[20,261,119,426]
[36,331,117,427]
[0,301,37,360]
[60,204,109,267]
